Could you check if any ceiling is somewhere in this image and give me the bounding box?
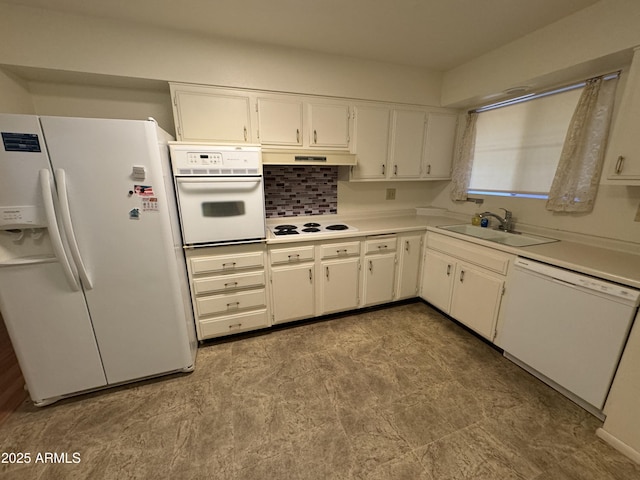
[4,0,600,71]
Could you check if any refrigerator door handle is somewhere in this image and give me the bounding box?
[39,169,80,291]
[55,168,93,290]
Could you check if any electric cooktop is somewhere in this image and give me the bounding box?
[269,222,358,236]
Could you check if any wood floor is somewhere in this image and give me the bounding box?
[0,312,26,426]
[1,301,639,479]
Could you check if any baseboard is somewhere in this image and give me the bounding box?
[596,428,640,465]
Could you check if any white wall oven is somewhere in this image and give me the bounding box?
[169,143,266,246]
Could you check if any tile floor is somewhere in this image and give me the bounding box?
[1,301,640,479]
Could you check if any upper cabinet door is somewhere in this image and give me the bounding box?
[308,102,351,148]
[604,48,640,185]
[423,112,457,179]
[351,104,391,180]
[389,109,425,179]
[257,97,303,146]
[173,88,252,143]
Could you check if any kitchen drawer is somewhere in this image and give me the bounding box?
[196,288,267,317]
[270,245,315,264]
[190,250,264,275]
[364,235,397,254]
[198,309,270,339]
[426,232,511,274]
[320,241,361,259]
[193,271,265,295]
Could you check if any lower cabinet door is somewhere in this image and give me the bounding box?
[271,264,315,324]
[363,253,396,306]
[396,234,422,299]
[450,263,504,340]
[420,249,454,312]
[320,258,360,314]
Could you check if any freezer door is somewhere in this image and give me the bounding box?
[0,262,107,404]
[0,114,51,228]
[40,117,194,384]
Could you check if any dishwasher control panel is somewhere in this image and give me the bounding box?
[514,258,640,305]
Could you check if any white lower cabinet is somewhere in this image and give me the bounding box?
[269,243,315,324]
[396,233,424,300]
[420,232,512,341]
[319,240,361,314]
[320,257,361,314]
[362,235,397,307]
[186,244,269,340]
[449,263,505,340]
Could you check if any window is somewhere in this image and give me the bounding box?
[468,86,583,199]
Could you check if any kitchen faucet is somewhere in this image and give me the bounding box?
[479,208,514,232]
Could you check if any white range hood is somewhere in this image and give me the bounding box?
[261,148,357,166]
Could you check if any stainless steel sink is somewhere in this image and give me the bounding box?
[437,224,558,247]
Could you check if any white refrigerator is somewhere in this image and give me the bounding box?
[0,114,197,406]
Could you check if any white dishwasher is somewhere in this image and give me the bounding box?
[499,257,640,418]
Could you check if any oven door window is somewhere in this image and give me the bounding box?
[202,201,246,217]
[175,177,265,244]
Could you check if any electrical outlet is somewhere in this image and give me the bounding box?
[386,188,396,200]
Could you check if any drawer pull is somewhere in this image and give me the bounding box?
[224,281,238,288]
[222,262,237,269]
[288,254,300,261]
[377,245,388,250]
[227,301,240,309]
[229,323,243,330]
[336,249,348,255]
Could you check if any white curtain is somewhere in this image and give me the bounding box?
[546,75,618,213]
[450,112,478,201]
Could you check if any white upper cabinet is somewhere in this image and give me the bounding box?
[256,96,303,146]
[604,48,640,185]
[169,83,456,172]
[390,109,426,179]
[350,106,457,182]
[171,84,253,143]
[351,104,391,180]
[308,102,351,148]
[423,112,457,179]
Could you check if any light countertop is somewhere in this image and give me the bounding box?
[265,212,640,289]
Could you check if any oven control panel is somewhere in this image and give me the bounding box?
[169,143,262,176]
[187,152,223,166]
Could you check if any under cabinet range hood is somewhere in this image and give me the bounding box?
[261,149,357,166]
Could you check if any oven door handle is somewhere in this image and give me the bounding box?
[176,177,263,193]
[175,177,262,183]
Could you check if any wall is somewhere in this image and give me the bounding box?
[0,69,35,114]
[443,0,640,107]
[28,81,175,134]
[338,180,444,216]
[0,3,442,107]
[433,0,640,249]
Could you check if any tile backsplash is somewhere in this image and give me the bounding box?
[264,165,338,218]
